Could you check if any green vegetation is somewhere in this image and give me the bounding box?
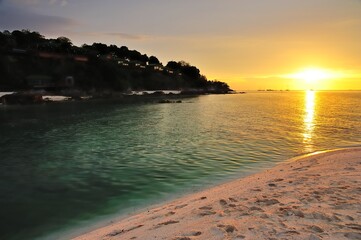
[0,30,231,94]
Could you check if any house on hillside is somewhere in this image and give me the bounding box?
[117,58,130,67]
[148,63,164,71]
[129,60,147,69]
[60,76,75,87]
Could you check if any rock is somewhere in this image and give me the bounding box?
[225,225,237,233]
[344,232,361,239]
[1,93,43,105]
[158,99,171,103]
[310,225,324,233]
[309,234,321,240]
[257,199,280,206]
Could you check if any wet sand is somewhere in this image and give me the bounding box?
[73,148,361,240]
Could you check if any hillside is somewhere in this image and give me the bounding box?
[0,30,231,94]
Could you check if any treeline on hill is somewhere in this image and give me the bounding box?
[0,30,231,93]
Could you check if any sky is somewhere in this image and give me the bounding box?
[1,0,361,90]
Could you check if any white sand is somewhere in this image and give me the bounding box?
[73,148,361,240]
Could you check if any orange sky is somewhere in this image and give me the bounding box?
[1,0,361,90]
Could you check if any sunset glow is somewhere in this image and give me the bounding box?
[1,0,361,90]
[280,67,355,90]
[303,90,316,152]
[290,68,334,83]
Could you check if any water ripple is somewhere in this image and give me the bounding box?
[0,92,360,240]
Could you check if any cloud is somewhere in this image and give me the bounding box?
[0,5,77,31]
[48,0,68,7]
[10,0,40,5]
[8,0,68,6]
[106,32,145,40]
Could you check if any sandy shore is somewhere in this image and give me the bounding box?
[73,148,361,240]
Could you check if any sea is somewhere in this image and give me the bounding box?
[0,91,360,240]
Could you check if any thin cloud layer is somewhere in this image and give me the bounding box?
[0,6,76,31]
[1,0,361,89]
[8,0,68,6]
[106,32,144,40]
[49,0,68,7]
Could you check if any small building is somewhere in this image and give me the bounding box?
[60,76,75,87]
[148,63,164,71]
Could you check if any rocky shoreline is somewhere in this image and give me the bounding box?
[0,89,239,105]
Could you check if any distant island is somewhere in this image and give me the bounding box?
[0,30,231,103]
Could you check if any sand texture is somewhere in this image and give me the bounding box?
[73,148,361,240]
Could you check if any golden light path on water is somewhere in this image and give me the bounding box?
[303,90,316,152]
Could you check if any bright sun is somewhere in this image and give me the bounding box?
[280,67,357,90]
[289,68,333,83]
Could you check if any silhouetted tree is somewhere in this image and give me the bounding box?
[10,30,44,49]
[181,65,200,79]
[0,32,7,48]
[166,61,181,70]
[149,56,160,65]
[108,44,118,53]
[140,54,149,64]
[92,43,109,55]
[56,37,72,52]
[128,50,142,62]
[0,29,231,93]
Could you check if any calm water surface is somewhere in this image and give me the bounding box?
[0,91,360,239]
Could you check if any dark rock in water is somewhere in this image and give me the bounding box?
[158,99,182,104]
[181,89,206,95]
[158,99,172,103]
[70,95,81,101]
[1,93,43,105]
[152,91,165,95]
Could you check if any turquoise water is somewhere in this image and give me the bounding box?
[0,91,360,239]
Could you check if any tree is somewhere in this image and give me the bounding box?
[0,29,232,93]
[56,36,73,52]
[149,56,160,65]
[115,46,129,59]
[181,65,200,80]
[108,44,118,53]
[140,54,149,64]
[0,32,6,48]
[11,29,44,49]
[128,50,142,61]
[166,61,181,70]
[92,42,109,55]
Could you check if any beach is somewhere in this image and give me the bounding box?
[72,148,361,240]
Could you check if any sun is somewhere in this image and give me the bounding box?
[289,68,333,83]
[280,67,358,90]
[282,67,345,90]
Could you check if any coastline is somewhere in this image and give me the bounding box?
[0,89,235,105]
[72,147,361,240]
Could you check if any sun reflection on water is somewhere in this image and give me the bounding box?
[303,90,316,152]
